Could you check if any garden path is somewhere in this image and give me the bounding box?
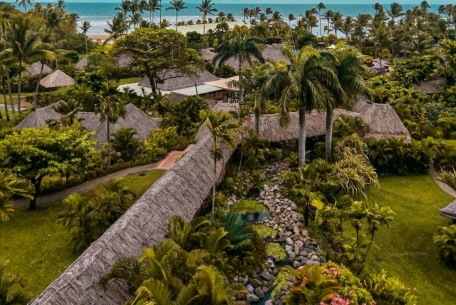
[429,168,456,198]
[12,162,158,206]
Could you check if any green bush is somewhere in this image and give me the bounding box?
[231,199,267,215]
[266,243,286,260]
[251,224,278,239]
[434,225,456,268]
[440,169,456,190]
[144,127,180,159]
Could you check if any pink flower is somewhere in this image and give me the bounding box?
[298,266,304,271]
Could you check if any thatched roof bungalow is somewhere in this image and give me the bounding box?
[23,62,53,77]
[414,78,446,95]
[138,69,220,92]
[30,125,234,305]
[355,100,411,140]
[16,104,160,149]
[39,70,75,88]
[75,55,88,70]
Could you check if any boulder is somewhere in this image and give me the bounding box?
[254,287,265,298]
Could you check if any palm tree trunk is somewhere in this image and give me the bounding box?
[254,108,260,133]
[212,137,217,216]
[107,121,111,167]
[85,34,89,55]
[6,73,16,120]
[298,107,306,166]
[319,9,321,36]
[325,106,333,162]
[17,57,22,114]
[238,58,243,102]
[150,10,152,23]
[176,11,178,31]
[33,62,44,109]
[363,228,376,263]
[2,76,10,121]
[238,133,244,173]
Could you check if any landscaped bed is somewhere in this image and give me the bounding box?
[0,169,164,300]
[367,175,456,305]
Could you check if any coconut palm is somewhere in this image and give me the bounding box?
[105,14,130,41]
[213,26,264,102]
[322,10,333,36]
[230,105,251,171]
[386,2,405,28]
[340,16,355,40]
[276,46,342,165]
[324,48,369,162]
[288,13,296,27]
[143,0,161,24]
[166,0,188,31]
[110,127,141,161]
[202,110,242,216]
[0,47,15,121]
[15,0,32,12]
[6,19,54,114]
[0,170,32,221]
[316,2,326,37]
[96,87,127,166]
[79,21,91,55]
[197,0,217,35]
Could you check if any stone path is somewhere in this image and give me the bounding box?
[12,162,158,206]
[429,168,456,198]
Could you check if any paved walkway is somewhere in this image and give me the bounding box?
[155,145,194,170]
[429,167,456,198]
[13,163,157,206]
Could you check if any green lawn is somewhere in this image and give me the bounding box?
[367,175,456,305]
[119,77,143,85]
[0,169,165,300]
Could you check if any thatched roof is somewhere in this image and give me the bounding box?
[355,100,411,140]
[39,70,75,88]
[117,54,134,68]
[414,78,446,94]
[16,104,160,149]
[441,200,456,220]
[204,76,239,91]
[168,92,188,104]
[211,102,239,113]
[139,69,219,91]
[248,109,360,142]
[75,55,88,70]
[200,48,217,61]
[262,44,290,64]
[23,62,53,76]
[30,124,234,305]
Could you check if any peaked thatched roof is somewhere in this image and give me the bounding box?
[39,70,75,88]
[355,100,411,140]
[23,62,53,76]
[210,102,239,113]
[414,78,446,94]
[200,48,217,61]
[138,69,219,91]
[262,44,290,64]
[30,125,234,305]
[117,54,135,68]
[75,55,88,70]
[441,200,456,220]
[248,109,360,142]
[204,76,239,91]
[16,104,160,148]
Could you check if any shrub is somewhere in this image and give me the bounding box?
[213,64,237,78]
[144,127,180,159]
[251,224,278,239]
[440,169,456,190]
[266,243,286,260]
[219,168,263,197]
[0,259,27,304]
[433,225,456,268]
[231,199,267,215]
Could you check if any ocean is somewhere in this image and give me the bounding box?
[6,2,441,34]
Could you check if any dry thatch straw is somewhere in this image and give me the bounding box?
[139,69,219,91]
[75,55,89,70]
[200,48,217,61]
[261,44,290,64]
[30,124,234,305]
[204,76,239,91]
[413,78,446,94]
[23,62,53,76]
[15,104,61,128]
[39,70,75,88]
[355,99,411,140]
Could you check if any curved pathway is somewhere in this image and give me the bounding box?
[13,163,158,206]
[429,167,456,198]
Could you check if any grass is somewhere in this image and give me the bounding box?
[119,77,143,85]
[366,175,456,305]
[0,169,165,300]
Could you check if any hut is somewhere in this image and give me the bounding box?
[29,124,234,305]
[414,78,446,95]
[441,200,456,223]
[200,48,217,62]
[39,70,75,88]
[355,100,411,140]
[75,55,88,70]
[138,69,219,92]
[15,104,61,129]
[117,54,134,68]
[262,44,290,64]
[23,62,53,77]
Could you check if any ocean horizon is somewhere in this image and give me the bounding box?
[5,2,442,34]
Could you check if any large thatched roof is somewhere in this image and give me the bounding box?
[139,69,219,91]
[204,76,239,91]
[355,100,411,140]
[200,48,217,61]
[16,104,160,148]
[248,109,360,142]
[39,70,75,88]
[75,55,88,70]
[30,125,234,305]
[414,78,446,94]
[23,62,53,76]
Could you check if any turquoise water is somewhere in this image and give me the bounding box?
[6,2,441,34]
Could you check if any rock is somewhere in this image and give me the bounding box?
[249,278,262,288]
[306,260,318,265]
[254,287,265,298]
[234,301,249,305]
[292,233,302,241]
[265,300,273,305]
[246,284,254,294]
[262,286,270,292]
[273,255,280,263]
[287,251,295,261]
[247,294,259,303]
[293,260,301,268]
[260,271,275,281]
[286,237,293,245]
[310,255,319,261]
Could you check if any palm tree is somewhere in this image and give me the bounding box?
[0,170,32,221]
[55,0,65,10]
[277,46,342,165]
[363,203,395,262]
[341,16,354,40]
[0,47,15,122]
[213,26,264,102]
[324,48,369,162]
[115,0,130,16]
[15,0,32,12]
[202,110,241,216]
[6,19,54,114]
[386,2,404,28]
[97,88,127,166]
[230,105,251,172]
[166,0,188,31]
[242,8,249,23]
[105,14,130,41]
[111,127,141,161]
[197,0,217,35]
[288,13,296,27]
[316,2,326,37]
[143,0,160,24]
[79,21,91,55]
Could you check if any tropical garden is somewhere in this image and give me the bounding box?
[1,0,456,304]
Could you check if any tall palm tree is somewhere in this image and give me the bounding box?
[55,0,65,10]
[213,26,264,102]
[322,10,333,36]
[79,21,91,55]
[143,0,160,24]
[97,88,127,166]
[197,0,217,35]
[325,48,369,162]
[0,47,15,121]
[386,2,404,28]
[105,14,130,41]
[202,110,241,216]
[6,19,53,114]
[277,46,342,166]
[230,105,251,172]
[316,2,326,37]
[0,170,32,221]
[288,13,296,27]
[242,8,249,23]
[15,0,32,12]
[341,16,354,40]
[166,0,188,31]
